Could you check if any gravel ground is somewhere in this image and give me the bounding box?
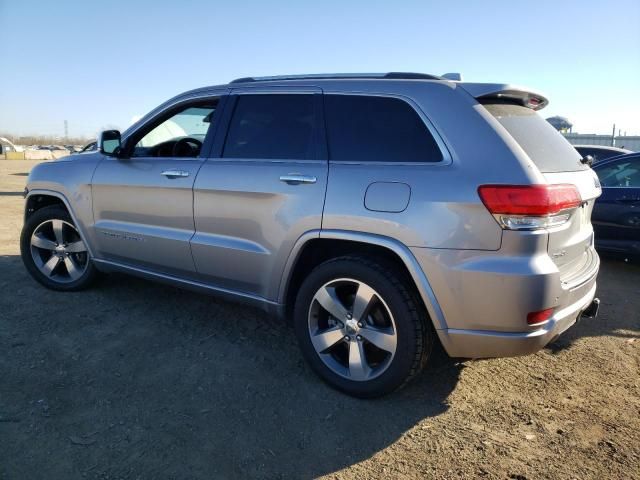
[1,160,639,480]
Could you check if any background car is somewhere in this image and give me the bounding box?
[592,152,640,257]
[574,145,632,164]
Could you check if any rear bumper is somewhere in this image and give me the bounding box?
[437,283,598,358]
[411,236,600,358]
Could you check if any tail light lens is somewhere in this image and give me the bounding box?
[527,308,554,325]
[478,184,581,230]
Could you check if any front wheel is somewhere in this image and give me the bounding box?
[20,205,99,291]
[293,256,432,398]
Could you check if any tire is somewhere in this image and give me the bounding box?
[20,205,99,291]
[293,255,433,398]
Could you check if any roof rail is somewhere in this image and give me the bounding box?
[229,72,442,84]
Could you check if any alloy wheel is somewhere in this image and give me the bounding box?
[30,219,89,283]
[308,278,398,381]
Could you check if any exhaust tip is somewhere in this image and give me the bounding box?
[581,298,600,319]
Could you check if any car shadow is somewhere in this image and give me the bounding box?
[0,254,461,479]
[545,255,640,354]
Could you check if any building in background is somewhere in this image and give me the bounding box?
[546,117,639,152]
[546,116,573,133]
[563,133,640,152]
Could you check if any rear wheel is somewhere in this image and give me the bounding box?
[20,205,98,291]
[294,256,432,398]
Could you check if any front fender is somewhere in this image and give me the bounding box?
[24,190,96,258]
[25,156,102,257]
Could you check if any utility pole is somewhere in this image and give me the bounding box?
[611,123,616,147]
[64,120,68,141]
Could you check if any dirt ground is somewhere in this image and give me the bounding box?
[0,160,638,480]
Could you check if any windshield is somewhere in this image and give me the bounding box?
[483,103,588,173]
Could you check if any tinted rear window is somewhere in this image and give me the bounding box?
[324,95,443,163]
[223,94,316,160]
[483,103,587,173]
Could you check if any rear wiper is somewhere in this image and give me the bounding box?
[580,155,594,166]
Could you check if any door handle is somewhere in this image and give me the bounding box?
[279,174,317,185]
[161,169,190,178]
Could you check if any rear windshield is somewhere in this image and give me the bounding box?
[483,103,587,173]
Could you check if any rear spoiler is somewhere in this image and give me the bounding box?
[459,83,549,111]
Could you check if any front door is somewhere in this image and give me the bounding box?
[91,94,225,277]
[191,88,327,300]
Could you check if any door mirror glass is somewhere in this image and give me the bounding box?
[98,130,122,156]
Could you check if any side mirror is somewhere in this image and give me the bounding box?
[580,154,595,167]
[98,130,122,156]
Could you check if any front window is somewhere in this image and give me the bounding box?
[132,101,217,158]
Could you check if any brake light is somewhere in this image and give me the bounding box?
[527,308,554,325]
[525,96,543,109]
[478,184,581,230]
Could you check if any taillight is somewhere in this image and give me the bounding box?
[527,308,554,325]
[478,184,581,230]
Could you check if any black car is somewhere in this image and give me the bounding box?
[575,145,632,164]
[592,152,640,256]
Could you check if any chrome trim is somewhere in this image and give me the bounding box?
[161,169,190,178]
[279,174,317,185]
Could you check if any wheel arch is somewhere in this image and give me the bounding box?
[24,190,95,258]
[279,230,447,331]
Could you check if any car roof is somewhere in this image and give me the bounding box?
[178,72,549,109]
[123,73,549,138]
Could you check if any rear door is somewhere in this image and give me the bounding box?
[191,88,327,300]
[592,156,640,253]
[483,103,601,281]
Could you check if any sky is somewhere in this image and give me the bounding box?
[0,0,639,138]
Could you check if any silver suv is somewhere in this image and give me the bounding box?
[21,72,601,397]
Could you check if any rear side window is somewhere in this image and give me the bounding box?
[324,95,443,163]
[483,103,587,173]
[223,94,316,160]
[596,158,640,187]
